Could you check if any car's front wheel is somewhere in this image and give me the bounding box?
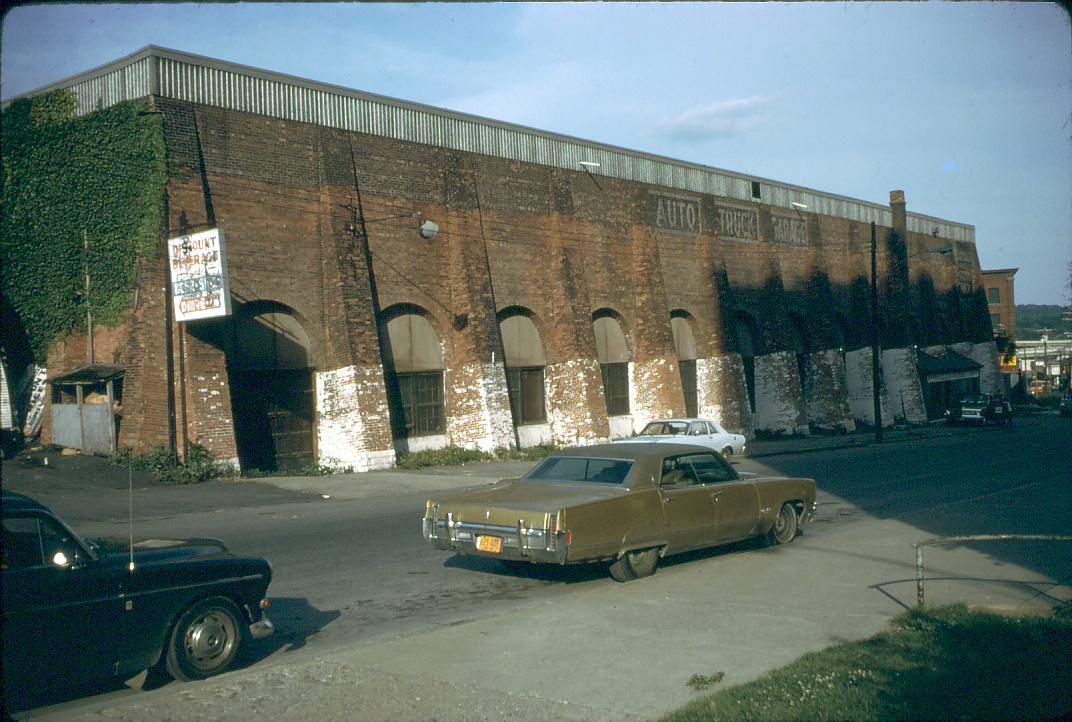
[165,597,244,681]
[766,503,799,546]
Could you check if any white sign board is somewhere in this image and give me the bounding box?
[168,228,232,322]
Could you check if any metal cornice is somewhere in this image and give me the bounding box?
[4,45,975,243]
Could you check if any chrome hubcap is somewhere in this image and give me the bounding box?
[184,611,235,670]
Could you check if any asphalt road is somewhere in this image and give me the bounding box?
[5,415,1071,720]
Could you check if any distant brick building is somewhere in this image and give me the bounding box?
[14,47,1000,472]
[981,268,1018,338]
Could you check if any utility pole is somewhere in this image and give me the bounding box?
[871,221,883,442]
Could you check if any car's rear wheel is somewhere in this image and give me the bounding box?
[608,554,636,582]
[165,597,243,681]
[766,503,799,546]
[721,446,734,457]
[626,548,659,578]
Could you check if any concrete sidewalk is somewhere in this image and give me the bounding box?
[260,423,955,501]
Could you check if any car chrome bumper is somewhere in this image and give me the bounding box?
[424,519,569,564]
[249,615,274,640]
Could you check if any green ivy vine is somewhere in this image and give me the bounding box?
[1,90,168,362]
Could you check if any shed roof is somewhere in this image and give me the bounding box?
[48,364,125,385]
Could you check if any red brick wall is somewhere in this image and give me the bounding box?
[44,97,984,460]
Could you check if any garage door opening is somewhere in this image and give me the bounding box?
[227,304,314,473]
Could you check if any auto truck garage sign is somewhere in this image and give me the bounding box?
[168,228,232,322]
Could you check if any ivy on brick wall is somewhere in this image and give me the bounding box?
[1,90,168,361]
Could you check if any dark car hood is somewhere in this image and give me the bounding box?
[98,537,232,566]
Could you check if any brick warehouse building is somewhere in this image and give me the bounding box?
[8,47,999,472]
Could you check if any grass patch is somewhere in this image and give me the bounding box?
[661,605,1072,722]
[394,444,555,470]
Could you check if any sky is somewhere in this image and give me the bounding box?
[2,2,1070,305]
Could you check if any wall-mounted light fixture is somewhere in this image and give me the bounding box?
[791,201,808,221]
[419,220,439,240]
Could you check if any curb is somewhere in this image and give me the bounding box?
[748,428,955,459]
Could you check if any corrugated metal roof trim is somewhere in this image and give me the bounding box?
[8,45,973,242]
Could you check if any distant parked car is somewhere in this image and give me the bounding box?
[1059,393,1072,418]
[945,394,1012,425]
[614,418,747,457]
[423,442,816,582]
[1,491,274,698]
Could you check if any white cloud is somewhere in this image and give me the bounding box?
[657,95,781,140]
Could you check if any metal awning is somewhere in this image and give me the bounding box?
[917,350,981,383]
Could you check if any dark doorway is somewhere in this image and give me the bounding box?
[230,368,314,472]
[227,303,315,473]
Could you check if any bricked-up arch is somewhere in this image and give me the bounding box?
[382,305,445,439]
[734,312,760,413]
[593,309,631,416]
[227,301,315,473]
[499,308,547,426]
[670,311,699,417]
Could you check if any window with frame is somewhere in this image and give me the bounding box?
[393,371,444,437]
[661,452,736,487]
[986,287,1001,304]
[507,367,546,424]
[601,363,630,415]
[2,515,78,570]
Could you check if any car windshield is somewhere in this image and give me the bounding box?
[639,421,687,436]
[525,456,633,485]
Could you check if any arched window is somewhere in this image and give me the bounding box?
[384,309,444,438]
[671,311,698,417]
[593,311,631,416]
[500,311,546,425]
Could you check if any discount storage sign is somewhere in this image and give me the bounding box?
[168,228,232,322]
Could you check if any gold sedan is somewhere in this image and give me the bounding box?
[423,442,816,581]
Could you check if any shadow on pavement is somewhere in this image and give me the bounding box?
[2,597,338,719]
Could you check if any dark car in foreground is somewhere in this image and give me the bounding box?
[945,393,1012,425]
[1,491,273,700]
[423,442,816,582]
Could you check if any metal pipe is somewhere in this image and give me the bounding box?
[913,534,1072,607]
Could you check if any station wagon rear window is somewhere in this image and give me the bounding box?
[525,457,633,485]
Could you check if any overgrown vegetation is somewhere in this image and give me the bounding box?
[662,605,1072,722]
[242,461,355,478]
[1,90,168,361]
[394,444,555,470]
[110,444,226,484]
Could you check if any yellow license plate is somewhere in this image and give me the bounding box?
[476,535,502,553]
